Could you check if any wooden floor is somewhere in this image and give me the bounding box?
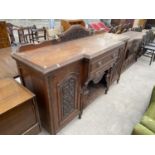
[0,47,18,79]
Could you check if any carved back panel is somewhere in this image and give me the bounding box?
[60,25,90,42]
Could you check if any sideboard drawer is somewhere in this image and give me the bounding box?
[89,49,119,73]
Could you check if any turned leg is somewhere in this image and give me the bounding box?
[117,72,122,84]
[105,87,109,94]
[78,83,89,119]
[153,51,155,62]
[79,111,83,119]
[117,78,120,84]
[79,94,83,119]
[105,68,112,94]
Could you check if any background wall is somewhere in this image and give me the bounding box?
[0,19,100,28]
[0,19,51,28]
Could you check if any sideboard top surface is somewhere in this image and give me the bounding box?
[123,31,146,40]
[13,33,127,73]
[12,31,145,74]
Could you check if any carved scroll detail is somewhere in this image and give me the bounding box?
[60,25,90,42]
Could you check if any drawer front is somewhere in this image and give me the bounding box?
[0,100,38,135]
[89,49,119,73]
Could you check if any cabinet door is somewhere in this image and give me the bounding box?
[51,62,82,131]
[57,73,80,126]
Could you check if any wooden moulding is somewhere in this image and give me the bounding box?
[18,25,91,53]
[13,33,125,76]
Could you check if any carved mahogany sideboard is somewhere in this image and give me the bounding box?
[12,30,146,134]
[12,33,128,134]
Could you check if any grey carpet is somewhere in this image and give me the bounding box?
[40,56,155,135]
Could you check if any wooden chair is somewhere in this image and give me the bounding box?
[6,23,20,45]
[142,45,155,65]
[30,25,47,43]
[18,27,31,44]
[18,25,47,44]
[6,23,16,45]
[142,30,155,65]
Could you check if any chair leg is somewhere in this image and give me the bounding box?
[32,33,35,43]
[149,51,154,65]
[153,51,155,62]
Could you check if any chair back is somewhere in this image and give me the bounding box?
[148,30,154,42]
[18,27,30,44]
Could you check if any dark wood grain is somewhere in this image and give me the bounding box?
[0,47,18,78]
[0,78,41,135]
[0,21,10,49]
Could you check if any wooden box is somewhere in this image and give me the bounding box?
[0,78,41,135]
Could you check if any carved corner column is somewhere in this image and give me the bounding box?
[105,67,113,94]
[79,80,90,119]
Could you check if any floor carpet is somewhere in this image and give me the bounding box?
[39,56,155,135]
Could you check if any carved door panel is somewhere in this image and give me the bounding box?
[51,62,82,131]
[57,73,80,127]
